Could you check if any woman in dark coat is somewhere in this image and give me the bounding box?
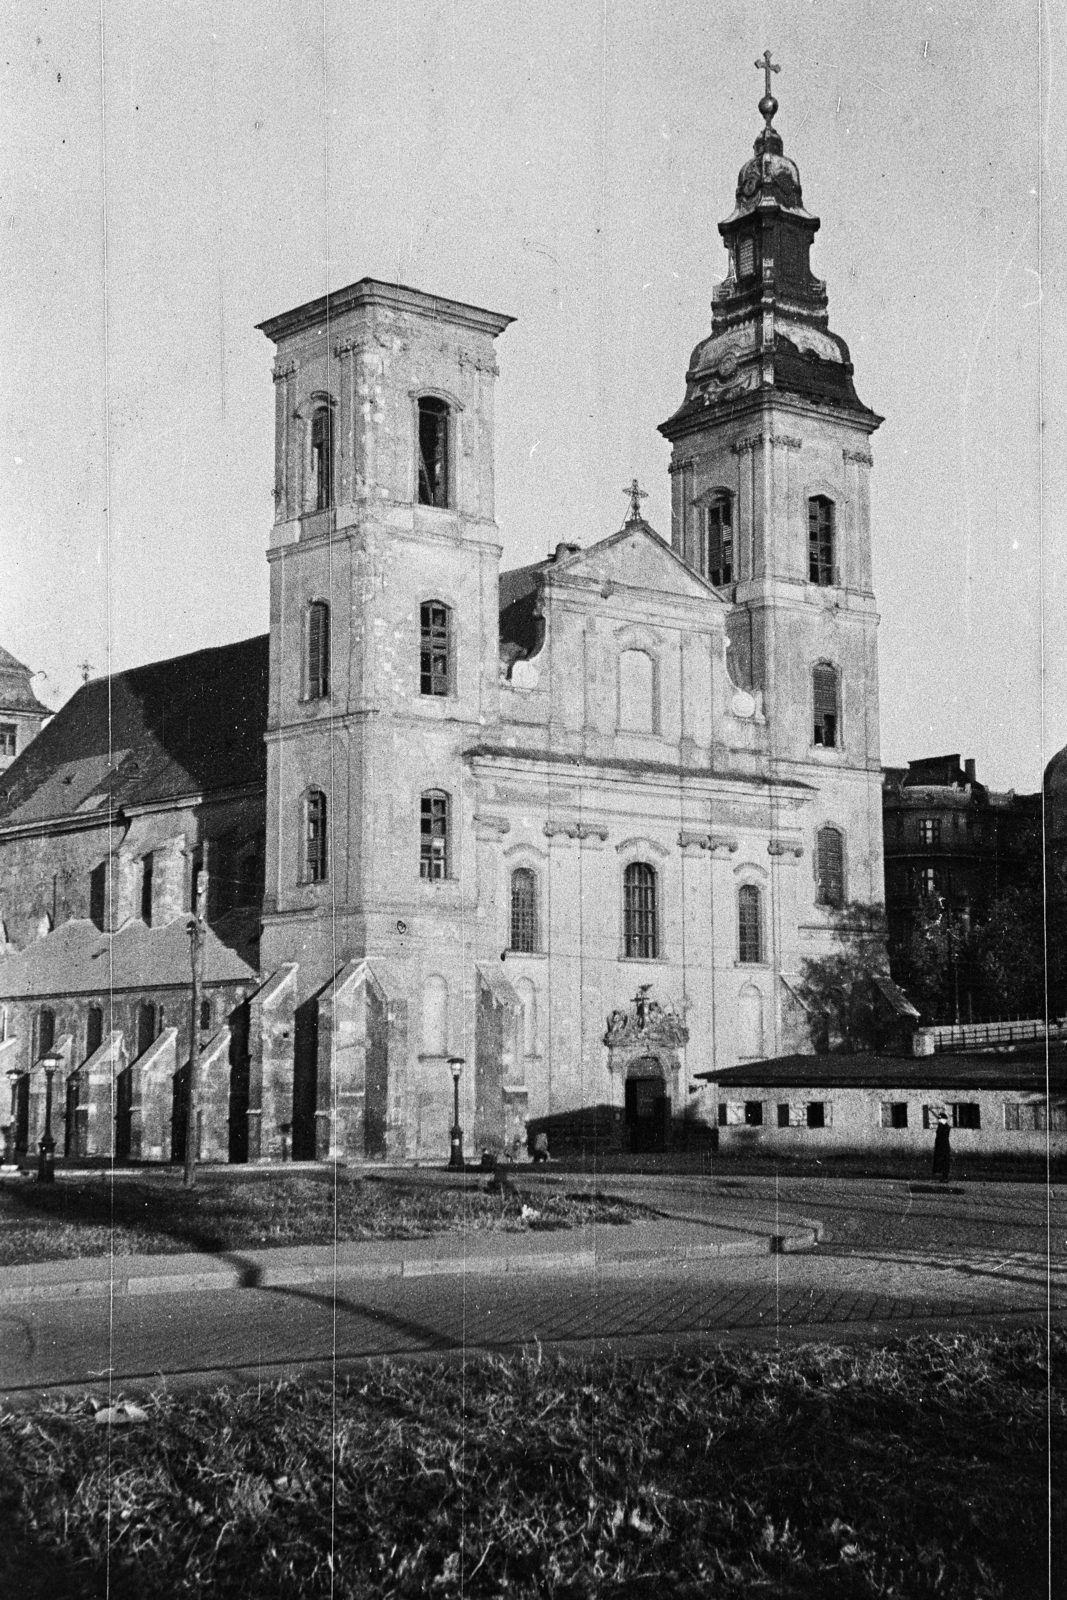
[932,1112,952,1182]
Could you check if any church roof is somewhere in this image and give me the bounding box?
[0,914,259,998]
[0,635,269,829]
[0,645,49,717]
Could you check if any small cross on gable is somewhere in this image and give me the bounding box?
[622,478,648,524]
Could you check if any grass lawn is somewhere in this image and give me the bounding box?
[0,1328,1060,1598]
[0,1172,648,1266]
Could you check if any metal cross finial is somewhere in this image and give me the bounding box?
[623,478,648,523]
[755,49,780,98]
[77,660,94,685]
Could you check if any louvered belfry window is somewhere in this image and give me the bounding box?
[623,862,658,959]
[420,602,451,697]
[812,663,838,747]
[306,790,328,883]
[510,868,538,952]
[308,602,330,700]
[808,496,835,586]
[704,495,733,586]
[311,407,333,511]
[816,826,845,908]
[417,397,450,507]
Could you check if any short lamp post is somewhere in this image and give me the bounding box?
[447,1056,465,1171]
[37,1053,62,1184]
[4,1067,21,1167]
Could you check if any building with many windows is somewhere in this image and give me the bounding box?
[0,81,893,1163]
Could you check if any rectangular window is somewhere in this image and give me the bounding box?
[920,866,939,897]
[0,723,16,757]
[420,603,452,697]
[951,1102,981,1130]
[420,793,450,880]
[881,1101,908,1129]
[806,1101,826,1129]
[1004,1102,1047,1131]
[808,497,835,586]
[140,853,154,926]
[718,1102,728,1127]
[744,1100,763,1127]
[704,499,733,586]
[311,408,333,511]
[777,1103,790,1128]
[738,237,756,276]
[920,818,941,846]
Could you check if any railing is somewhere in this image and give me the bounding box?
[927,1018,1066,1054]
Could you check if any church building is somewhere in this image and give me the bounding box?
[0,75,888,1164]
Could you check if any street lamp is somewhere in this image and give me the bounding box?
[447,1056,465,1171]
[3,1066,21,1168]
[37,1053,62,1184]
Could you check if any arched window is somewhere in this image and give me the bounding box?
[34,1007,56,1060]
[420,601,452,697]
[623,862,659,960]
[307,601,330,700]
[618,650,656,733]
[510,868,538,952]
[85,1005,103,1058]
[812,663,839,748]
[703,493,733,586]
[816,826,845,908]
[515,977,537,1064]
[308,406,334,512]
[137,1002,156,1058]
[417,397,450,508]
[738,984,764,1058]
[310,406,333,511]
[420,791,450,880]
[305,790,328,883]
[422,974,449,1056]
[808,496,835,586]
[738,884,763,964]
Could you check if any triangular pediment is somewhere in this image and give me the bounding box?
[551,522,723,604]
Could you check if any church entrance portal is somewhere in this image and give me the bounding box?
[625,1059,668,1153]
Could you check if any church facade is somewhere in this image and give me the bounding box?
[0,84,888,1164]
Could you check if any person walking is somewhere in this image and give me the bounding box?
[932,1111,952,1183]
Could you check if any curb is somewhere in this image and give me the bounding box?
[0,1226,799,1307]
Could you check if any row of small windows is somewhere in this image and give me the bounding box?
[301,397,452,514]
[696,493,837,588]
[302,791,845,925]
[29,997,216,1065]
[716,1100,1046,1132]
[303,600,452,703]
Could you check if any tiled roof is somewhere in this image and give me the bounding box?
[0,636,269,827]
[707,1045,1067,1093]
[0,914,259,998]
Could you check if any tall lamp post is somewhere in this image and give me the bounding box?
[4,1067,21,1168]
[447,1056,465,1171]
[37,1053,62,1184]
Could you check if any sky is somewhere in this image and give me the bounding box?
[0,0,1062,791]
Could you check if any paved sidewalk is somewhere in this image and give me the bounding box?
[0,1206,818,1307]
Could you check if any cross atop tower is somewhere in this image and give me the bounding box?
[755,49,780,130]
[622,478,648,524]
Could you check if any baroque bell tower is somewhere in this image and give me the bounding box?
[660,55,886,914]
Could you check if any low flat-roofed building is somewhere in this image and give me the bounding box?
[705,1041,1067,1158]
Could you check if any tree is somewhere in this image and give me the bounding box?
[793,904,899,1053]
